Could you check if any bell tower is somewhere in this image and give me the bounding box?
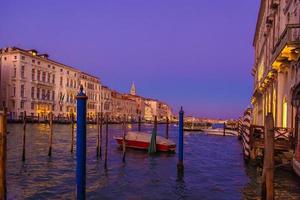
[130,82,136,95]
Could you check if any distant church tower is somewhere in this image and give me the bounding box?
[130,82,136,95]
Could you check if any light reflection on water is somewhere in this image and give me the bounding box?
[6,124,300,199]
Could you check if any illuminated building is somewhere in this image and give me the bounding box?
[144,98,172,121]
[251,0,300,175]
[251,0,300,127]
[80,72,101,119]
[111,90,138,121]
[0,47,102,120]
[101,85,112,116]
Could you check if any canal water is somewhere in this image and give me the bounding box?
[6,124,300,199]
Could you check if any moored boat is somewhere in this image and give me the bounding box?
[114,131,176,152]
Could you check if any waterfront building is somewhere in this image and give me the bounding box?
[251,0,300,175]
[144,98,172,121]
[101,85,112,116]
[111,90,138,121]
[0,46,174,124]
[80,72,101,119]
[124,94,145,120]
[0,47,102,120]
[124,83,145,120]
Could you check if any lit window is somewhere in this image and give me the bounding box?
[282,98,288,128]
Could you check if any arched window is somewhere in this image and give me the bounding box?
[282,97,288,128]
[272,87,276,122]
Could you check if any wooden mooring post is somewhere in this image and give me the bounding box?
[0,111,7,200]
[261,113,274,200]
[71,113,75,154]
[166,117,169,139]
[48,112,53,157]
[99,113,103,159]
[22,111,27,161]
[96,112,100,157]
[76,86,88,200]
[104,114,108,169]
[122,115,126,163]
[138,116,141,132]
[223,122,226,136]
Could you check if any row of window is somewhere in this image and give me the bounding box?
[58,92,77,103]
[11,100,65,112]
[31,87,55,101]
[31,68,55,84]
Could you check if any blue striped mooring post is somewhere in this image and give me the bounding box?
[76,85,88,200]
[177,107,184,172]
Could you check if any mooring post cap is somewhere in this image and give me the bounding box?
[76,85,88,99]
[179,106,184,114]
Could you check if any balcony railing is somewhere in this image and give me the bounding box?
[32,79,55,87]
[271,24,300,66]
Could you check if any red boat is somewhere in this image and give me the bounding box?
[114,131,176,152]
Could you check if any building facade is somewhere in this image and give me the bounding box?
[252,0,300,127]
[251,0,300,175]
[101,85,112,116]
[111,90,138,121]
[80,72,101,119]
[0,47,174,123]
[144,98,172,121]
[0,47,102,120]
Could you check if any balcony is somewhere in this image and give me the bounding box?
[252,69,277,102]
[34,98,54,104]
[270,0,279,9]
[271,24,300,70]
[32,79,55,88]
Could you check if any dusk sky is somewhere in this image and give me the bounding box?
[0,0,260,119]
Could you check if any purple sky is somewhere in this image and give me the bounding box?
[0,0,260,119]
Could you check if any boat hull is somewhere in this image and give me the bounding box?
[115,138,176,152]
